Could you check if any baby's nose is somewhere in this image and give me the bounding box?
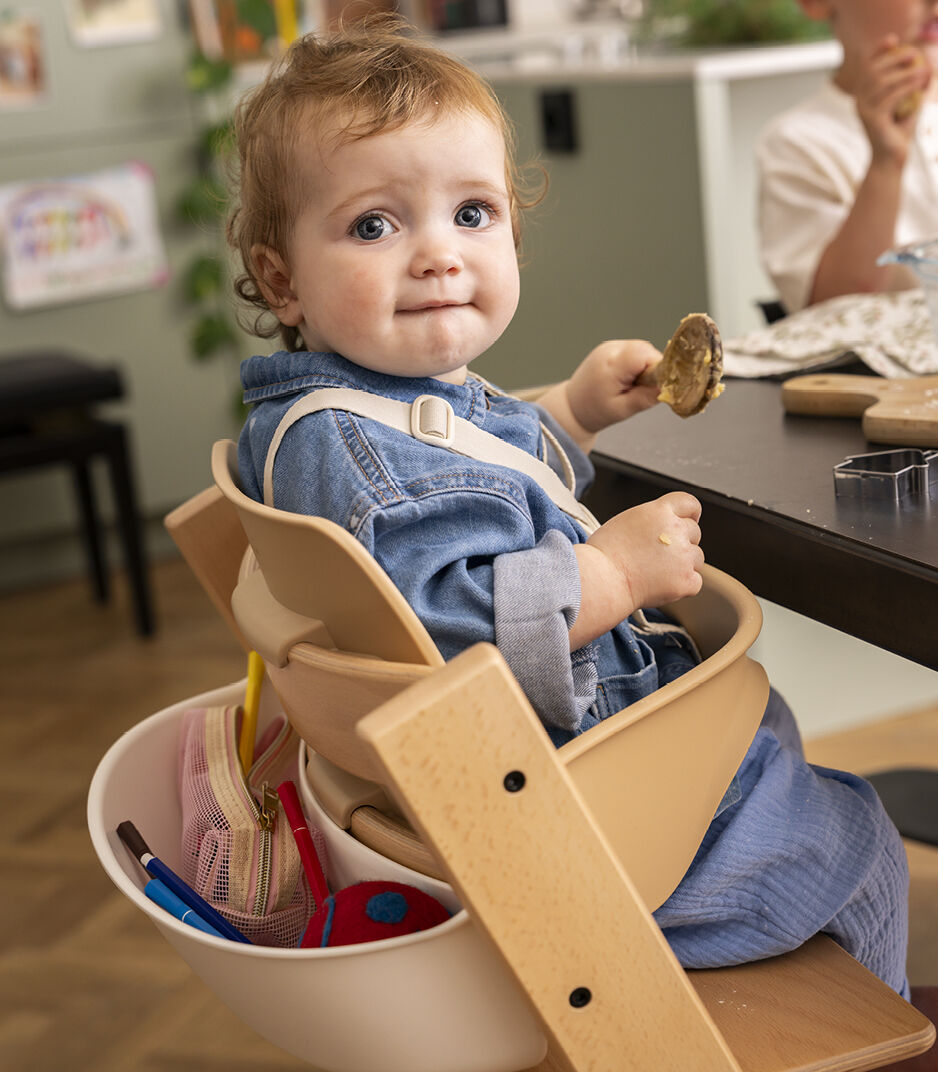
[410,229,463,276]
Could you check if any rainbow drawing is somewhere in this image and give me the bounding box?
[0,161,169,309]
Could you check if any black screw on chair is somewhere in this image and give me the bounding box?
[0,351,155,636]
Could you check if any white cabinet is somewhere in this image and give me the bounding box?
[690,43,840,335]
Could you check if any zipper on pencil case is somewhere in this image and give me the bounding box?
[237,762,275,918]
[224,707,276,919]
[253,783,279,916]
[246,719,298,917]
[231,710,298,918]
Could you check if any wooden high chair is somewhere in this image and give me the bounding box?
[162,439,935,1072]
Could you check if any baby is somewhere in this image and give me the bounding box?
[758,0,938,312]
[229,18,935,1052]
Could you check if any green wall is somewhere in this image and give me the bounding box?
[0,3,244,588]
[475,77,708,389]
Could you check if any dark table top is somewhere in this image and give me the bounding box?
[586,378,937,670]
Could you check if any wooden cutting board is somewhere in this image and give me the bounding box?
[782,373,938,447]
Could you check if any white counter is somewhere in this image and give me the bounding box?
[443,26,841,83]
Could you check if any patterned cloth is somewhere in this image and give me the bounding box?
[723,289,938,379]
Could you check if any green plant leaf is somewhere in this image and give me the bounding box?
[182,255,224,302]
[644,0,829,45]
[191,312,237,359]
[237,0,278,41]
[688,0,828,45]
[175,175,228,226]
[199,120,235,161]
[186,52,233,94]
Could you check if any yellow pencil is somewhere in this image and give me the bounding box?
[273,0,299,48]
[239,650,265,773]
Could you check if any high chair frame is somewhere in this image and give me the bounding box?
[153,439,935,1072]
[210,442,769,910]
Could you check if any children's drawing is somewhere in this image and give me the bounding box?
[0,161,170,309]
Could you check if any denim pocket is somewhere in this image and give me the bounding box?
[591,662,660,721]
[641,630,699,688]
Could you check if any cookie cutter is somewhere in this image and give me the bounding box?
[833,448,938,504]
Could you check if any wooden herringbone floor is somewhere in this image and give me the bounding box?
[0,556,935,1071]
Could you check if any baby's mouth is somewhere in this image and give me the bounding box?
[399,301,464,313]
[920,18,938,44]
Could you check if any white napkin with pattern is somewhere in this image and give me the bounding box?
[723,289,938,379]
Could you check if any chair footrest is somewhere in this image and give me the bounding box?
[691,936,934,1072]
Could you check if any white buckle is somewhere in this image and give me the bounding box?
[410,395,455,447]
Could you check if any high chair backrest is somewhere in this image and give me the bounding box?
[212,443,441,668]
[210,439,769,910]
[163,485,253,651]
[210,441,446,788]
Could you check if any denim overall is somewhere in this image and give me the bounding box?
[239,349,910,995]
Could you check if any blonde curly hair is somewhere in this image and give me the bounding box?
[227,15,543,352]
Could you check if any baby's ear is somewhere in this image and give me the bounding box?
[251,245,303,326]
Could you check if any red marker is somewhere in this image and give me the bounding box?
[277,780,330,909]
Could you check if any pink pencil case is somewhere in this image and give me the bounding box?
[178,704,322,947]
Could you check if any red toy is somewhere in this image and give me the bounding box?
[300,880,451,948]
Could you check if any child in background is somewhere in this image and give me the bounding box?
[758,0,938,313]
[229,18,936,1055]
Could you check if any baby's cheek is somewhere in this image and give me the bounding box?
[483,248,520,322]
[329,276,382,329]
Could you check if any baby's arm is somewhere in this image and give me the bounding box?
[810,36,931,304]
[537,339,662,453]
[569,491,704,650]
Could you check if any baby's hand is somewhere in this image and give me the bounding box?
[588,492,704,613]
[856,35,932,163]
[566,339,662,434]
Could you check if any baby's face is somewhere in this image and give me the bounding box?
[279,109,520,383]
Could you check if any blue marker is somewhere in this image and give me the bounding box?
[117,821,250,944]
[144,878,225,938]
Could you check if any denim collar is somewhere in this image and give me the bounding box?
[241,350,489,422]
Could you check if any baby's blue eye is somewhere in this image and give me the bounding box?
[455,203,491,228]
[354,215,392,241]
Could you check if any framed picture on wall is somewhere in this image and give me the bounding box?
[0,161,170,310]
[65,0,162,47]
[0,9,46,109]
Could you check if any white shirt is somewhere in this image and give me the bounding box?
[756,80,938,313]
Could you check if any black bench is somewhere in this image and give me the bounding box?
[0,351,154,636]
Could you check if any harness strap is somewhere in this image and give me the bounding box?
[263,386,601,535]
[262,383,698,653]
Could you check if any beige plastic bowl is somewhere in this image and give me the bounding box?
[88,567,767,1070]
[87,681,547,1072]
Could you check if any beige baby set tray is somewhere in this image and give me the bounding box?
[88,437,934,1072]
